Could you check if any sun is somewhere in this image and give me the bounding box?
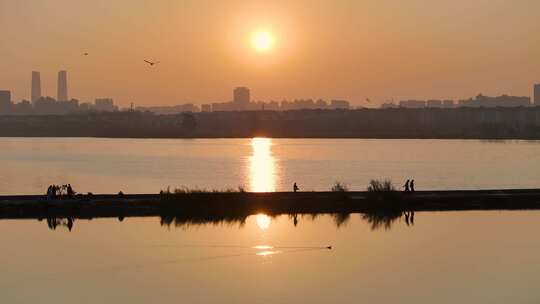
[251,30,274,52]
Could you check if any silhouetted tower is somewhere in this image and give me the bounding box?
[57,70,68,101]
[31,71,41,103]
[535,84,540,106]
[233,87,250,110]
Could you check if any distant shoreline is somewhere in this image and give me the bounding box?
[2,189,540,220]
[1,135,540,140]
[1,107,540,139]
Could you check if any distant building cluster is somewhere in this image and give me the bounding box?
[202,87,350,112]
[136,87,351,114]
[382,88,538,109]
[0,71,118,115]
[136,104,199,115]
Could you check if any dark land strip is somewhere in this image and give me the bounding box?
[1,189,540,220]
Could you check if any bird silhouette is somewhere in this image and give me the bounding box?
[82,52,89,56]
[144,60,160,66]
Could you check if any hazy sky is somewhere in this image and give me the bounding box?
[1,0,539,107]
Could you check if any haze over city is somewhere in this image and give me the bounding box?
[1,0,539,107]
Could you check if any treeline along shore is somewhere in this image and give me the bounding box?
[1,107,540,139]
[2,189,540,220]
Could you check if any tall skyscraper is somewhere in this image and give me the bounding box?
[233,87,250,110]
[57,70,68,101]
[31,71,41,103]
[535,84,540,106]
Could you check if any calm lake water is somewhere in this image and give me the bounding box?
[1,211,540,303]
[0,138,540,194]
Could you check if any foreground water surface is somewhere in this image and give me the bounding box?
[1,138,540,194]
[1,211,539,303]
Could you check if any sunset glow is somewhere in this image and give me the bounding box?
[251,30,274,52]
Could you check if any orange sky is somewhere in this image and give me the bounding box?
[0,0,539,107]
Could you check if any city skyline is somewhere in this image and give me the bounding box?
[2,69,539,109]
[0,1,539,106]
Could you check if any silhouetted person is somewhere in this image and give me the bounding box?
[293,183,299,193]
[403,180,410,192]
[67,184,74,198]
[51,185,57,199]
[46,185,52,200]
[410,180,415,192]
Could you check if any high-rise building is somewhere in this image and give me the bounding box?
[233,87,250,110]
[0,90,11,113]
[31,71,41,103]
[57,70,68,101]
[535,84,540,106]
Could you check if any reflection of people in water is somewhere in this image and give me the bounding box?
[67,218,73,231]
[404,212,410,226]
[403,211,416,226]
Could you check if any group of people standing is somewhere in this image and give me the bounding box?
[403,179,416,192]
[46,184,75,200]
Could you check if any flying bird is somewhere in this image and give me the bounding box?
[144,60,160,66]
[82,52,89,56]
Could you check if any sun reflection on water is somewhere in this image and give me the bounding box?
[249,138,276,192]
[253,245,274,250]
[256,214,271,230]
[256,250,282,256]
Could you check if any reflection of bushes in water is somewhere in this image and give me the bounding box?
[42,217,75,231]
[160,211,411,231]
[332,213,351,227]
[160,214,248,229]
[38,212,411,232]
[361,210,403,231]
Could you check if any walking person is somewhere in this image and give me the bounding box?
[67,184,74,198]
[410,179,415,192]
[403,179,410,192]
[46,185,52,201]
[293,182,300,193]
